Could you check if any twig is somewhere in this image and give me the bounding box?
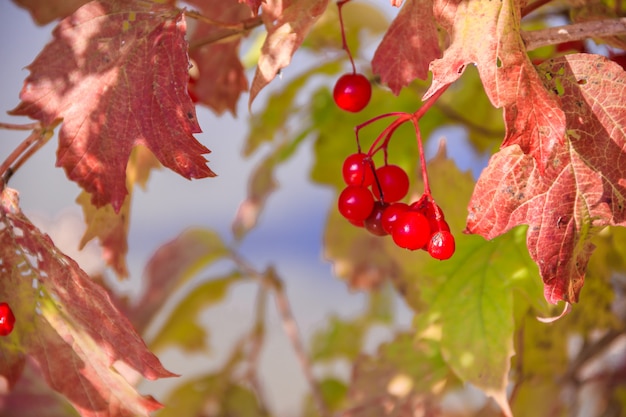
[187,15,264,51]
[521,0,555,18]
[559,328,625,385]
[230,253,331,417]
[0,122,41,131]
[522,18,626,51]
[265,266,331,417]
[0,128,53,189]
[243,286,271,415]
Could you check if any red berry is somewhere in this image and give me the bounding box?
[392,211,430,250]
[342,153,375,187]
[0,302,15,336]
[372,164,410,203]
[412,199,450,234]
[381,202,409,234]
[333,73,372,112]
[364,201,389,236]
[338,186,375,222]
[428,231,456,260]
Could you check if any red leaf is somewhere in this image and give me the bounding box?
[186,0,251,115]
[467,55,626,304]
[248,0,328,107]
[9,0,215,213]
[424,0,566,172]
[239,0,265,15]
[371,0,441,94]
[0,187,176,416]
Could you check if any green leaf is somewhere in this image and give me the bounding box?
[149,272,242,352]
[301,377,348,417]
[310,315,367,361]
[244,60,341,157]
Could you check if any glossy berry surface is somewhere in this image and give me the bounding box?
[342,153,375,187]
[0,302,15,336]
[372,164,410,202]
[381,202,409,235]
[392,211,430,250]
[338,186,375,222]
[333,73,372,112]
[364,201,389,236]
[428,231,456,260]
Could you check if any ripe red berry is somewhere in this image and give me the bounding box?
[381,202,409,235]
[364,201,389,236]
[372,164,410,203]
[333,73,372,112]
[0,302,16,336]
[392,211,430,250]
[428,231,456,260]
[412,199,450,234]
[342,153,375,187]
[338,185,375,222]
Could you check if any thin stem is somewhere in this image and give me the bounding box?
[521,0,554,18]
[187,15,264,51]
[0,129,52,189]
[414,83,451,121]
[0,122,40,131]
[337,0,356,74]
[268,269,331,417]
[522,18,626,51]
[244,286,270,415]
[366,115,411,157]
[230,254,330,417]
[184,9,249,30]
[354,112,407,152]
[412,118,431,196]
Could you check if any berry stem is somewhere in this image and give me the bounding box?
[354,112,407,152]
[411,118,432,197]
[409,83,451,197]
[413,83,451,121]
[337,0,357,74]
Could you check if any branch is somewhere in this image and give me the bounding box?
[0,128,53,189]
[230,253,331,417]
[187,15,264,51]
[522,18,626,51]
[264,266,331,417]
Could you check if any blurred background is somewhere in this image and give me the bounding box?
[0,1,494,415]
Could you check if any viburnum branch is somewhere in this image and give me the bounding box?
[337,0,357,74]
[243,286,270,415]
[0,121,40,131]
[521,0,555,18]
[414,83,451,120]
[265,267,331,417]
[187,15,264,51]
[0,128,53,189]
[522,18,626,51]
[229,254,330,417]
[184,9,251,29]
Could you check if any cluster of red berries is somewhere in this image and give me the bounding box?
[338,153,455,260]
[331,0,454,260]
[0,302,15,336]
